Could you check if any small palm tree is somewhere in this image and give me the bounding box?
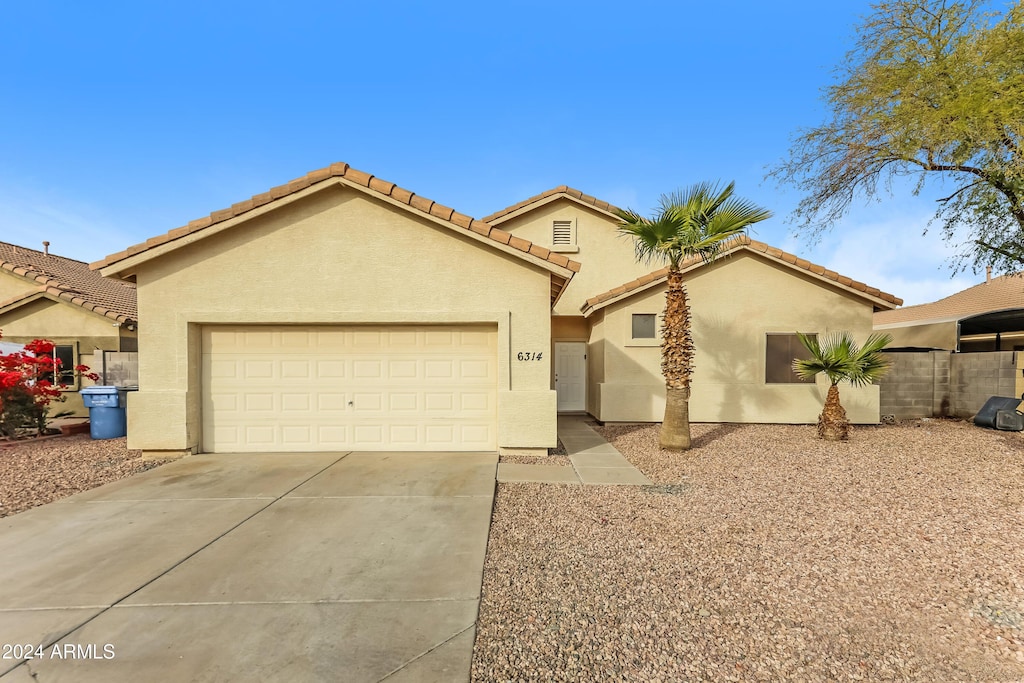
[618,182,772,450]
[793,331,894,441]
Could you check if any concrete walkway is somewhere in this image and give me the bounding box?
[497,415,652,485]
[0,451,496,682]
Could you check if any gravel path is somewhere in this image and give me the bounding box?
[0,435,168,518]
[472,420,1024,682]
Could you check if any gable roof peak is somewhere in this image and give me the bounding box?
[482,185,622,225]
[90,163,581,305]
[580,236,901,316]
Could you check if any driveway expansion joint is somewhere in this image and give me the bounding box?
[0,451,351,677]
[378,622,475,682]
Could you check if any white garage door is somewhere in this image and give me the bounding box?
[202,325,497,453]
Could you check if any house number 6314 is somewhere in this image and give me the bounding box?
[516,352,543,361]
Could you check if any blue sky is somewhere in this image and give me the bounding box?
[0,1,995,305]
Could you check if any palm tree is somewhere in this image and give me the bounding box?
[792,331,894,441]
[618,182,772,450]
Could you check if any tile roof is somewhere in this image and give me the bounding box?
[580,236,902,315]
[91,164,583,287]
[873,273,1024,326]
[481,186,621,225]
[0,241,137,325]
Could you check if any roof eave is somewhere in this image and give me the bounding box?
[0,289,135,326]
[582,243,901,317]
[485,192,621,226]
[95,176,581,284]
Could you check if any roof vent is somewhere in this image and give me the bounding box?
[986,265,992,283]
[42,241,50,256]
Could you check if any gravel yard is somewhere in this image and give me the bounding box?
[0,435,167,518]
[472,420,1024,682]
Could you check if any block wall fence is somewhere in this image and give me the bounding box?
[879,351,1023,420]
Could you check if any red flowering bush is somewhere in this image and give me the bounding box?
[0,331,100,437]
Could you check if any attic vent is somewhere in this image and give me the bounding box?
[552,220,573,246]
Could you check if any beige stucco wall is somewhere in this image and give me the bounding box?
[591,252,882,424]
[0,271,34,301]
[0,287,126,416]
[586,311,606,418]
[125,184,557,455]
[875,320,958,350]
[495,198,650,315]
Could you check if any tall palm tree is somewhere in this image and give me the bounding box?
[618,182,772,450]
[792,331,893,441]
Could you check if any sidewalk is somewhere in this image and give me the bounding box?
[497,415,652,486]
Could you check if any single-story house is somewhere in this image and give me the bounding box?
[483,189,903,424]
[874,269,1024,352]
[92,164,580,457]
[92,165,900,458]
[1,241,137,415]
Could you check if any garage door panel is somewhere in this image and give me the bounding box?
[317,425,349,446]
[423,360,454,379]
[317,393,348,411]
[389,394,418,411]
[388,359,418,379]
[244,425,276,445]
[387,425,418,444]
[280,393,311,412]
[202,325,497,452]
[280,360,311,379]
[352,393,383,412]
[281,425,313,445]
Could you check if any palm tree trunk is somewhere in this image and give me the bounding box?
[818,383,849,441]
[660,268,695,451]
[661,386,691,449]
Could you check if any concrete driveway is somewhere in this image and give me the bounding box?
[0,451,497,682]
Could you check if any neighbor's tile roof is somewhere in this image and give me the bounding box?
[92,163,582,279]
[481,186,621,224]
[581,236,902,315]
[0,241,137,324]
[874,273,1024,326]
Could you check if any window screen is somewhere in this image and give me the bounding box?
[632,314,657,339]
[765,334,815,384]
[552,221,573,245]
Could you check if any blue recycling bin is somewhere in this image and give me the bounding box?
[81,386,128,439]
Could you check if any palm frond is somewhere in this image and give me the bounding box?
[793,331,894,387]
[618,181,772,270]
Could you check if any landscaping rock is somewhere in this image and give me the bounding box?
[0,434,168,518]
[472,420,1024,682]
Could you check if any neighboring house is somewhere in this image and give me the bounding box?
[485,190,902,424]
[0,241,138,415]
[91,165,900,458]
[874,269,1024,352]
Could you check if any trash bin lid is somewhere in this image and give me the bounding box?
[81,385,120,394]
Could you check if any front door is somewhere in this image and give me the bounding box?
[555,342,586,412]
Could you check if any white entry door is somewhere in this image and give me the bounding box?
[555,342,587,412]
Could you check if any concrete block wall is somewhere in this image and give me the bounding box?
[880,351,1019,419]
[949,351,1018,417]
[879,351,950,419]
